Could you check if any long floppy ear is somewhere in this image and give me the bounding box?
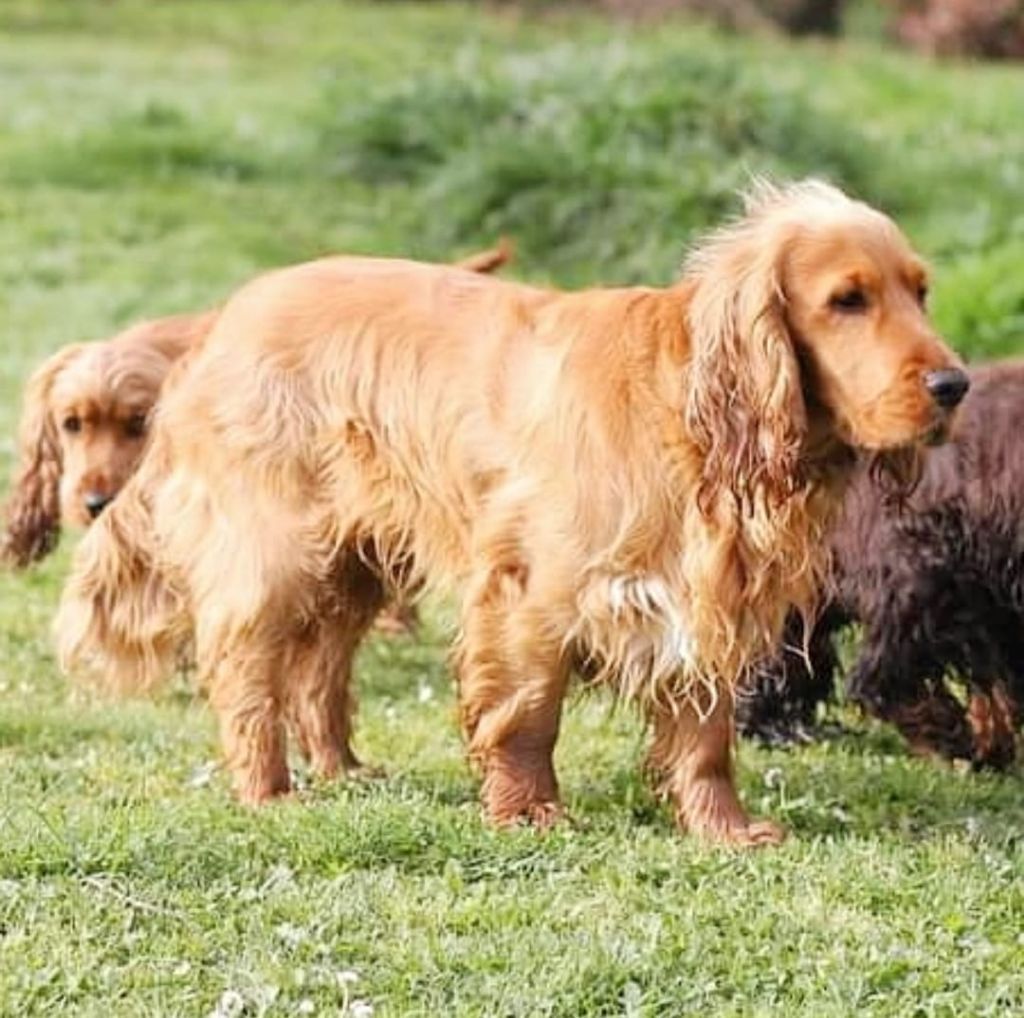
[683,227,806,516]
[1,344,85,567]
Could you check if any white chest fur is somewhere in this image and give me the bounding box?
[573,571,716,711]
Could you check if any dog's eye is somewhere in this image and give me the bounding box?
[916,282,929,306]
[62,415,81,434]
[829,288,868,313]
[124,413,148,438]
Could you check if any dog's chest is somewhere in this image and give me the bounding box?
[575,570,699,700]
[606,574,695,665]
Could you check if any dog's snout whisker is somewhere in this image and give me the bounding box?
[924,368,970,410]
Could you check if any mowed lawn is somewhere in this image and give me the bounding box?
[1,2,1024,1015]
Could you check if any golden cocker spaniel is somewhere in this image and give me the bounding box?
[1,311,217,567]
[57,182,966,846]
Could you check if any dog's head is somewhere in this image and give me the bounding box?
[49,341,169,526]
[1,336,173,566]
[684,179,965,510]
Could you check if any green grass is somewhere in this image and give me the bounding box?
[1,2,1023,1015]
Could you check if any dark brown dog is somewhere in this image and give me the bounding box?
[737,360,1024,768]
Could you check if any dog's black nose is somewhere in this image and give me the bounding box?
[924,368,970,410]
[84,492,113,519]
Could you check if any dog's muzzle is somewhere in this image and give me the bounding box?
[84,492,113,519]
[923,368,970,411]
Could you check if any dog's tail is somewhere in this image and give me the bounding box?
[55,445,188,695]
[454,237,514,275]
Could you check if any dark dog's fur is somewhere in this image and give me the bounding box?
[737,360,1024,768]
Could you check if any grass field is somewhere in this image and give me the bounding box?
[2,2,1024,1015]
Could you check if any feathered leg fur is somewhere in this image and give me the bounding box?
[284,555,387,779]
[456,553,572,829]
[648,690,785,845]
[56,441,187,691]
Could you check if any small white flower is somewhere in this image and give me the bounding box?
[263,863,295,890]
[349,1001,373,1018]
[623,980,643,1017]
[763,767,784,790]
[254,984,280,1007]
[336,970,360,987]
[417,683,434,703]
[275,923,306,947]
[297,999,315,1015]
[188,760,218,789]
[173,960,191,977]
[208,988,244,1018]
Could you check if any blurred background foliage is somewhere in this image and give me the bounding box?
[316,1,1024,352]
[2,0,1023,360]
[461,0,1024,57]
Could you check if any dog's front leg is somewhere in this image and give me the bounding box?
[208,644,291,805]
[967,680,1020,771]
[648,689,785,846]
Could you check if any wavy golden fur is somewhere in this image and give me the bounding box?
[1,244,510,574]
[57,183,964,845]
[1,311,218,567]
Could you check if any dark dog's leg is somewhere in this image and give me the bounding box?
[852,665,974,763]
[967,680,1019,770]
[884,685,974,763]
[846,624,974,763]
[735,607,841,746]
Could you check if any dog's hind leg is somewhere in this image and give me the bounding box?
[456,561,572,829]
[284,554,387,780]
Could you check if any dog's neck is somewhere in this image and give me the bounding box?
[800,395,858,488]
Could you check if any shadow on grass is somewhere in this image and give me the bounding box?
[560,723,1024,849]
[0,696,203,754]
[3,738,1019,887]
